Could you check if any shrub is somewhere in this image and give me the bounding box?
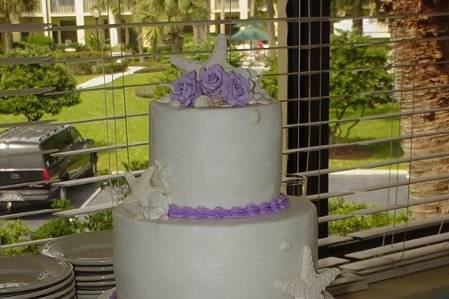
[134,85,155,98]
[328,197,409,236]
[122,160,150,171]
[0,220,34,256]
[0,45,80,121]
[134,65,166,74]
[23,34,55,49]
[55,51,108,75]
[261,53,278,98]
[82,211,113,231]
[91,62,128,74]
[85,34,103,51]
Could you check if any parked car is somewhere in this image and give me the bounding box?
[0,124,97,204]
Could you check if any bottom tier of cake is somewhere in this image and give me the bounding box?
[113,198,317,299]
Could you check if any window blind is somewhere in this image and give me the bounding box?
[2,0,449,295]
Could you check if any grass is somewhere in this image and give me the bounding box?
[0,73,407,174]
[329,103,407,171]
[74,74,99,85]
[0,72,162,173]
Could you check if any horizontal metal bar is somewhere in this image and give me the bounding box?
[292,150,449,178]
[355,172,449,193]
[319,236,354,247]
[0,209,59,220]
[306,191,355,201]
[283,106,449,129]
[2,9,449,32]
[0,119,56,128]
[0,56,52,65]
[53,201,119,217]
[61,112,148,126]
[284,128,449,155]
[318,194,449,224]
[349,214,449,239]
[0,180,49,190]
[0,87,55,97]
[319,214,353,223]
[345,232,449,260]
[53,169,144,187]
[352,194,449,216]
[51,141,147,158]
[0,238,55,250]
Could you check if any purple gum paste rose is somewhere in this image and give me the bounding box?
[221,71,254,106]
[170,71,201,106]
[198,64,226,96]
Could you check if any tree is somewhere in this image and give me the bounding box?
[91,0,133,45]
[133,0,205,53]
[265,0,276,47]
[0,0,39,51]
[0,45,80,121]
[378,0,449,218]
[330,30,393,138]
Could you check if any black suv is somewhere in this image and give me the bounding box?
[0,124,97,203]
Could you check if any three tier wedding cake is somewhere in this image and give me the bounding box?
[112,34,338,299]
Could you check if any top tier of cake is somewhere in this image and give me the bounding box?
[150,101,281,209]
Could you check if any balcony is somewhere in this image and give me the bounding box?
[213,0,240,12]
[24,0,132,17]
[50,0,75,15]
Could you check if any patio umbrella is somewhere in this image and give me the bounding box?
[231,24,269,42]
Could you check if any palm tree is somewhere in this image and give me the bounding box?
[380,0,449,218]
[265,0,276,47]
[133,0,204,53]
[0,0,39,51]
[91,0,133,45]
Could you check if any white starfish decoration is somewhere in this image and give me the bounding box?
[123,160,174,221]
[274,246,340,299]
[171,34,235,74]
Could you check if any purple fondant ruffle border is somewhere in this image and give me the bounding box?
[167,194,289,219]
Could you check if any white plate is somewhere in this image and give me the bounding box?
[0,256,73,295]
[76,279,115,288]
[75,273,115,282]
[42,231,113,266]
[4,272,74,299]
[74,266,114,273]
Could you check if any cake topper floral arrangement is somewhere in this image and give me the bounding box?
[159,34,271,108]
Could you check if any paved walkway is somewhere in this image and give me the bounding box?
[330,169,409,206]
[76,66,145,89]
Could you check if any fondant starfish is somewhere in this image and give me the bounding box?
[171,34,231,73]
[274,246,340,299]
[123,161,173,221]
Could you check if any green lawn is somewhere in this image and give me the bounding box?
[74,74,99,85]
[329,103,406,171]
[0,74,406,173]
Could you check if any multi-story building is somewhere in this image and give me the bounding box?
[17,0,259,47]
[20,0,132,47]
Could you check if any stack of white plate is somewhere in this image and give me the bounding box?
[42,231,114,299]
[0,255,75,299]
